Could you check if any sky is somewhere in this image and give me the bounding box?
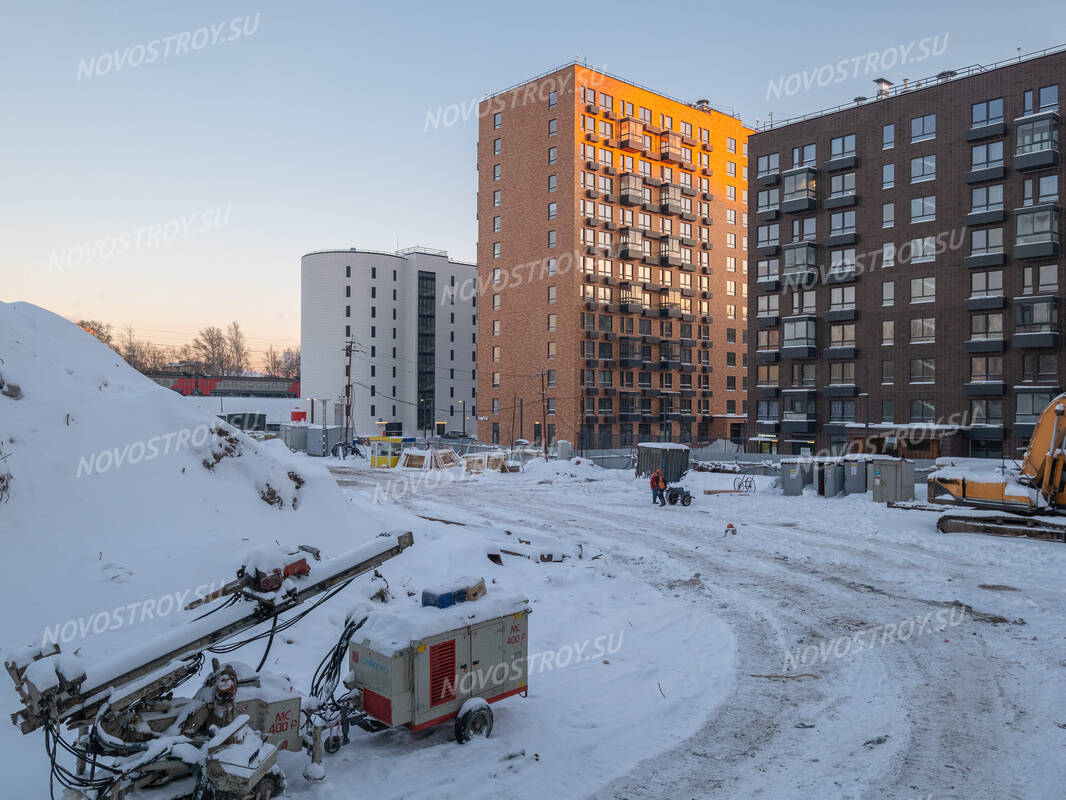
[0,0,1060,361]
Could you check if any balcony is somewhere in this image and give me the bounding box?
[659,185,683,215]
[1014,112,1060,171]
[781,167,817,213]
[619,228,644,258]
[781,243,818,286]
[620,174,644,206]
[965,336,1006,353]
[1014,297,1060,348]
[965,381,1006,396]
[660,133,684,163]
[823,152,857,172]
[781,317,817,359]
[659,237,683,266]
[1013,204,1060,259]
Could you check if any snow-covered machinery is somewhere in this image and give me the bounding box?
[345,593,530,742]
[929,393,1066,538]
[5,532,414,799]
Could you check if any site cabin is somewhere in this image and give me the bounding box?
[349,595,530,737]
[369,435,416,468]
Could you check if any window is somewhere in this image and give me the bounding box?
[1016,298,1059,332]
[830,399,857,422]
[910,399,935,423]
[829,362,855,385]
[1039,84,1059,112]
[757,224,779,248]
[547,90,557,108]
[492,215,501,232]
[547,118,557,136]
[911,155,936,183]
[792,363,816,387]
[971,227,1003,255]
[756,294,779,316]
[971,141,1003,170]
[757,188,780,212]
[910,113,935,142]
[547,341,556,359]
[830,134,856,159]
[1017,391,1056,423]
[792,143,816,167]
[972,98,1004,127]
[910,317,935,343]
[756,364,779,386]
[910,277,935,303]
[970,312,1003,341]
[970,398,1003,426]
[792,289,815,315]
[970,355,1002,382]
[910,195,935,223]
[1022,175,1058,206]
[881,320,894,345]
[491,346,500,362]
[1016,207,1059,245]
[783,170,815,202]
[882,280,894,306]
[906,235,935,263]
[547,230,557,248]
[492,242,501,259]
[882,399,895,422]
[726,136,736,153]
[830,172,856,197]
[830,323,856,347]
[1023,264,1058,294]
[493,190,501,207]
[547,146,557,165]
[882,163,895,189]
[908,358,933,384]
[830,210,855,236]
[830,285,855,310]
[793,217,816,241]
[493,163,501,181]
[493,137,501,155]
[883,123,895,149]
[970,270,1003,297]
[726,161,737,177]
[757,152,780,176]
[882,242,896,267]
[493,112,501,129]
[1022,354,1058,383]
[882,202,895,228]
[783,318,816,347]
[756,258,779,281]
[971,184,1003,213]
[492,293,501,310]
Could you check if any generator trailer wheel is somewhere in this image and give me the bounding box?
[455,698,494,743]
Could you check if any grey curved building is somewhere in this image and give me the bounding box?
[301,247,477,437]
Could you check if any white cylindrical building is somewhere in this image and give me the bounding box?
[301,247,478,439]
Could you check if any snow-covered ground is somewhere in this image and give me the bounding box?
[2,301,1064,800]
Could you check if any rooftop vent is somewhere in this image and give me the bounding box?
[873,77,892,99]
[936,70,958,82]
[854,96,868,105]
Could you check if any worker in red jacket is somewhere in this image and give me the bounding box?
[650,468,667,506]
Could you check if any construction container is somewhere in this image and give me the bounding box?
[842,456,867,495]
[306,425,345,457]
[780,458,814,496]
[871,458,916,503]
[278,423,308,452]
[350,597,529,731]
[636,442,690,483]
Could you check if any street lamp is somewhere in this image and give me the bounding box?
[459,400,466,437]
[859,392,870,454]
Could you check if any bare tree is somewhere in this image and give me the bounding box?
[118,325,144,371]
[263,345,283,377]
[280,347,301,379]
[140,342,170,372]
[77,320,114,348]
[193,326,229,374]
[226,322,249,375]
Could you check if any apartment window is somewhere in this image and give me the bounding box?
[971,141,1004,170]
[547,341,556,359]
[971,227,1003,255]
[830,323,856,347]
[726,136,736,153]
[970,311,1003,340]
[493,137,501,155]
[1018,391,1056,424]
[547,146,557,165]
[784,318,816,347]
[757,188,780,212]
[548,230,557,248]
[756,258,778,281]
[882,399,895,422]
[726,161,737,177]
[882,280,895,306]
[910,195,935,223]
[792,143,816,166]
[726,233,737,248]
[547,313,557,332]
[910,399,935,423]
[756,329,779,350]
[757,152,780,176]
[492,242,501,259]
[829,362,855,385]
[971,184,1004,213]
[491,319,501,337]
[792,363,816,387]
[911,155,936,183]
[910,114,936,142]
[909,236,936,263]
[492,216,501,233]
[493,190,501,206]
[493,163,501,181]
[830,285,855,310]
[492,398,500,414]
[793,217,816,241]
[970,270,1003,297]
[910,276,935,303]
[493,112,501,129]
[882,242,896,267]
[1016,298,1059,333]
[792,289,815,315]
[910,357,936,383]
[970,355,1002,382]
[757,224,779,247]
[727,185,737,200]
[548,118,557,136]
[492,293,501,311]
[547,201,557,220]
[1022,354,1058,383]
[882,163,895,189]
[830,210,856,236]
[881,320,894,345]
[1039,84,1059,112]
[547,257,557,274]
[548,90,557,108]
[491,346,500,362]
[910,317,935,343]
[882,202,895,228]
[1023,175,1058,206]
[1016,208,1059,245]
[829,134,855,159]
[1023,264,1058,295]
[969,398,1003,426]
[783,170,814,202]
[830,172,856,197]
[830,248,856,275]
[972,98,1004,127]
[883,123,895,149]
[756,294,779,316]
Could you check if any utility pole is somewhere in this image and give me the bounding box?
[343,340,355,446]
[539,371,549,460]
[519,399,524,443]
[510,393,517,447]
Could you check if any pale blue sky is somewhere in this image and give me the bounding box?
[0,0,1059,356]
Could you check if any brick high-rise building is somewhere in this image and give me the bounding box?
[746,47,1065,459]
[476,62,752,449]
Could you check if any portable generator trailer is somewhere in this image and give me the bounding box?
[5,532,415,800]
[346,595,530,742]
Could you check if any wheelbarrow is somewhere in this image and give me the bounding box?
[665,486,693,506]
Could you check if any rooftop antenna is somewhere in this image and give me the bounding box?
[1017,47,1022,62]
